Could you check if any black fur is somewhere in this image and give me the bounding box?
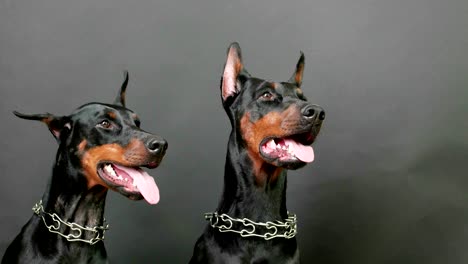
[2,73,167,264]
[190,43,324,264]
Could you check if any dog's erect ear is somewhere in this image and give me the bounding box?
[288,52,305,87]
[114,70,129,107]
[221,42,247,102]
[13,111,71,142]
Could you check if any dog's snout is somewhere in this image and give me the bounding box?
[302,105,315,118]
[301,104,325,121]
[146,138,168,155]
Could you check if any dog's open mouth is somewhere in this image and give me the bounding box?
[260,133,315,163]
[97,163,159,205]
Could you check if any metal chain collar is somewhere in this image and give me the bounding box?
[205,211,297,240]
[32,200,109,245]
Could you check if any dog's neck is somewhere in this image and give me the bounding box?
[40,157,108,241]
[216,132,288,221]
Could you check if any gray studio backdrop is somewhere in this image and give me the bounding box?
[1,0,467,263]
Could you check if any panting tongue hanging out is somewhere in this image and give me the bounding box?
[283,139,314,162]
[112,164,160,204]
[261,138,315,163]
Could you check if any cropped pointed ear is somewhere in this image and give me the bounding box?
[13,111,71,142]
[288,52,305,87]
[221,42,248,102]
[114,70,129,107]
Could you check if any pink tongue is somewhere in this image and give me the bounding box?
[113,164,160,205]
[284,139,315,163]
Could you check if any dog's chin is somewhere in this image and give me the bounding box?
[277,160,307,170]
[115,187,144,201]
[260,153,307,170]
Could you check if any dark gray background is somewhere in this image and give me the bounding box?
[1,0,467,263]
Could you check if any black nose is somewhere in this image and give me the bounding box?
[146,138,168,155]
[302,104,325,121]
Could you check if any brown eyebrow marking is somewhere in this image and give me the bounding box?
[131,114,140,126]
[295,87,303,96]
[107,112,117,119]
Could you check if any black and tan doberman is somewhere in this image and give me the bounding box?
[190,43,325,263]
[2,72,167,264]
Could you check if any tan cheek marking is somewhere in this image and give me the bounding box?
[240,105,299,155]
[240,112,284,156]
[240,106,299,184]
[81,144,126,189]
[80,139,148,189]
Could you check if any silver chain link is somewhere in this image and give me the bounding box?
[32,200,109,245]
[205,211,297,240]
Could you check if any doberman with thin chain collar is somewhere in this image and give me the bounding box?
[2,72,167,264]
[189,43,325,264]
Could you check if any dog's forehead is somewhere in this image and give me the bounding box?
[245,77,298,95]
[71,103,134,120]
[278,82,303,96]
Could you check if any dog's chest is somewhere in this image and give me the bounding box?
[208,236,300,264]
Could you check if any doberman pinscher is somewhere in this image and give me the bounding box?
[2,72,167,264]
[189,43,325,263]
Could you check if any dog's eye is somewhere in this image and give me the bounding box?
[97,120,112,129]
[134,119,141,127]
[260,92,274,100]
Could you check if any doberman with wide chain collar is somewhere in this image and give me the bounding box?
[190,43,325,263]
[2,72,167,264]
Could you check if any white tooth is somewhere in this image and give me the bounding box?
[266,139,276,149]
[104,166,117,178]
[125,178,128,182]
